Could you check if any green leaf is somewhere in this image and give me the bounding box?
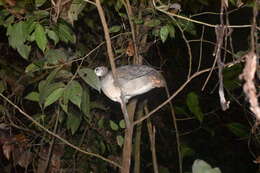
[65,81,82,108]
[68,0,86,24]
[174,106,189,116]
[181,144,195,158]
[7,21,27,48]
[116,135,124,147]
[226,122,249,138]
[98,117,104,128]
[109,25,121,33]
[158,166,170,173]
[119,119,125,129]
[23,19,36,38]
[186,92,204,122]
[39,82,65,105]
[192,160,221,173]
[175,17,197,35]
[81,87,90,118]
[223,64,242,90]
[25,92,39,102]
[0,80,6,93]
[35,24,47,52]
[33,10,49,19]
[35,0,47,7]
[78,68,101,91]
[160,25,169,43]
[109,120,119,131]
[45,49,67,65]
[3,15,14,27]
[46,29,59,45]
[66,111,81,135]
[56,23,76,43]
[144,19,161,27]
[25,63,41,73]
[44,87,64,108]
[38,68,61,101]
[168,24,175,38]
[17,44,31,59]
[60,94,69,113]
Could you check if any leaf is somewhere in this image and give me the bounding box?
[186,92,204,122]
[45,49,67,65]
[17,44,31,59]
[160,25,169,43]
[78,68,101,91]
[35,0,47,7]
[44,88,64,108]
[25,63,41,73]
[109,120,119,131]
[116,135,124,147]
[192,160,221,173]
[23,19,36,38]
[56,23,76,43]
[98,117,104,128]
[174,106,189,116]
[159,166,170,173]
[7,21,27,48]
[226,122,249,138]
[25,92,39,102]
[68,0,86,24]
[119,119,125,129]
[176,18,197,35]
[109,25,121,33]
[46,29,59,45]
[144,19,161,27]
[39,81,65,105]
[223,64,242,90]
[66,111,81,135]
[168,24,175,38]
[181,144,195,158]
[34,23,47,52]
[65,81,82,108]
[33,10,50,19]
[38,68,61,103]
[81,87,90,118]
[0,80,6,93]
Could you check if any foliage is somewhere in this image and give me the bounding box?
[0,0,257,172]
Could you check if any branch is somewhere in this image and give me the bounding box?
[0,93,121,168]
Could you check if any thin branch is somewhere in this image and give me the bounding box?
[133,58,244,126]
[0,93,121,168]
[152,0,256,29]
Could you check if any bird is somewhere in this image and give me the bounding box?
[94,65,165,104]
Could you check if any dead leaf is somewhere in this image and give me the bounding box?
[126,41,135,57]
[3,143,13,160]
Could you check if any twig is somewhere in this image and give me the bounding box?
[152,0,255,29]
[197,26,205,72]
[145,106,159,173]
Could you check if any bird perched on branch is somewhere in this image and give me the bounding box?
[94,65,165,104]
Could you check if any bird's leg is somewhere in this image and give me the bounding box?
[120,96,131,128]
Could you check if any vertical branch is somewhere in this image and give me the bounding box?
[94,1,133,172]
[216,0,230,111]
[122,0,139,63]
[121,99,137,173]
[164,84,182,173]
[133,100,146,173]
[95,0,117,76]
[145,105,159,173]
